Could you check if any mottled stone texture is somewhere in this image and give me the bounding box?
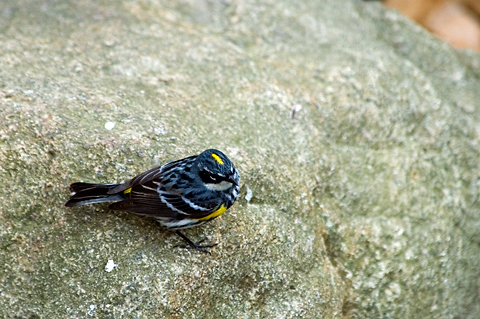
[1,0,479,318]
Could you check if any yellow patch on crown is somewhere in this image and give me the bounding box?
[197,204,227,221]
[211,153,224,165]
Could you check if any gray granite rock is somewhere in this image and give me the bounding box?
[1,0,479,318]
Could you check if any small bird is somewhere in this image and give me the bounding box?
[65,149,240,252]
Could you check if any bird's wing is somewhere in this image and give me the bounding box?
[107,155,219,218]
[108,180,218,219]
[107,155,197,194]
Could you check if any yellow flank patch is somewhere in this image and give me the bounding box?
[123,187,132,194]
[198,204,227,221]
[211,153,224,165]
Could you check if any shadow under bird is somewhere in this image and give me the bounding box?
[65,149,240,252]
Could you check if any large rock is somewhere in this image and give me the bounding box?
[1,0,479,318]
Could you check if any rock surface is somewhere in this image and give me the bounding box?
[1,0,479,318]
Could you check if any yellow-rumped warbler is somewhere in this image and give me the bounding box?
[65,149,240,252]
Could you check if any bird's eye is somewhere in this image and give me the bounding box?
[199,170,219,184]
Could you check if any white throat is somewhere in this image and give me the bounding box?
[205,181,233,191]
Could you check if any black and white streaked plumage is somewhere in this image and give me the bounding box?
[65,149,240,252]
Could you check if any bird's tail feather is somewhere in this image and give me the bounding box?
[65,182,123,207]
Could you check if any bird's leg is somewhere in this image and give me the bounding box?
[175,230,218,254]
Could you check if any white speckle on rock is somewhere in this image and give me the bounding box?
[290,104,302,119]
[105,121,116,130]
[245,186,253,202]
[87,304,96,317]
[105,259,117,272]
